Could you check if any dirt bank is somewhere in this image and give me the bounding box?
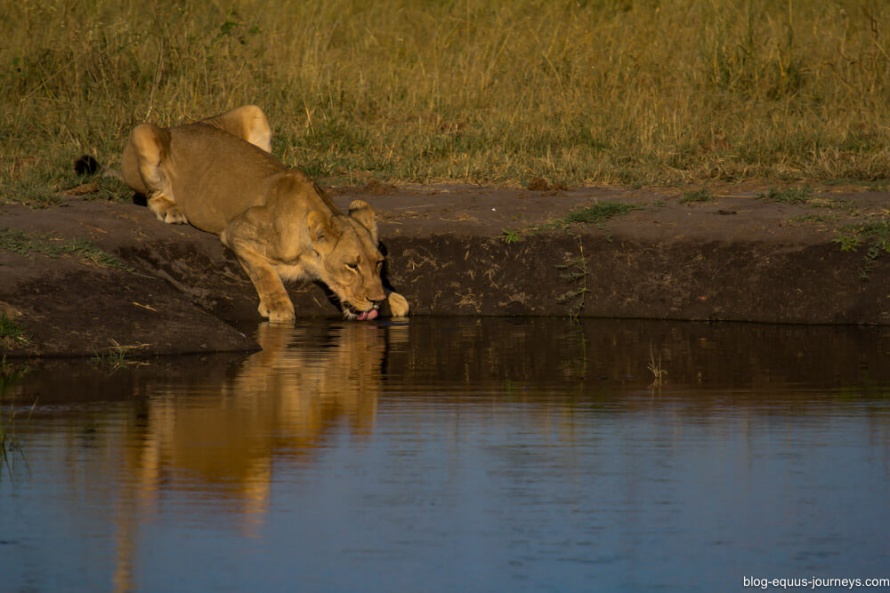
[2,182,889,357]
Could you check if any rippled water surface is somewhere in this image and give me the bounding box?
[2,318,890,592]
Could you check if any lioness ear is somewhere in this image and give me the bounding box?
[307,210,336,245]
[348,200,378,243]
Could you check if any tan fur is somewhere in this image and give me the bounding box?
[121,105,409,322]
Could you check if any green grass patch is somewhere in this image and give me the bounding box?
[757,186,814,205]
[833,221,890,254]
[563,202,638,225]
[804,197,859,214]
[501,229,522,244]
[89,175,130,202]
[786,213,839,226]
[833,221,890,280]
[0,228,131,270]
[0,314,26,344]
[679,189,715,205]
[0,155,88,208]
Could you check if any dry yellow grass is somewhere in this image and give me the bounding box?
[1,0,889,202]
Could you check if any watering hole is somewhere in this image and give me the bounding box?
[1,317,890,592]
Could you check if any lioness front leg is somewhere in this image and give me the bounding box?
[241,257,295,322]
[223,232,295,323]
[237,253,295,322]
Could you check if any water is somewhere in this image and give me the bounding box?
[2,318,890,593]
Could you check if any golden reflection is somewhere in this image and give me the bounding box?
[112,322,391,591]
[134,322,387,503]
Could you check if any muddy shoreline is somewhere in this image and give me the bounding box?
[2,183,890,357]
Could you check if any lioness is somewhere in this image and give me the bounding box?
[120,105,409,322]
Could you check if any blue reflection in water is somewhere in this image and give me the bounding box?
[1,318,889,593]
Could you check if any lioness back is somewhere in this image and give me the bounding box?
[146,123,286,234]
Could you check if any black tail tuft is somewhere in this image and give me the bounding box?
[74,155,101,176]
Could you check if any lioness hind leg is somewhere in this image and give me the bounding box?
[148,193,188,225]
[200,105,272,153]
[122,123,188,225]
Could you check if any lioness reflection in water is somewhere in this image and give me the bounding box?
[111,322,403,592]
[120,323,396,524]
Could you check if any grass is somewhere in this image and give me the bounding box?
[0,362,31,480]
[525,200,637,236]
[0,228,131,270]
[501,229,522,244]
[833,221,890,280]
[0,409,17,480]
[805,197,859,213]
[91,340,150,371]
[564,202,638,225]
[757,186,814,204]
[0,313,26,344]
[0,356,29,395]
[679,189,715,205]
[556,237,589,318]
[1,0,889,199]
[833,221,890,254]
[648,348,668,388]
[834,220,890,253]
[786,213,840,226]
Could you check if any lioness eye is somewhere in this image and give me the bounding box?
[346,263,359,271]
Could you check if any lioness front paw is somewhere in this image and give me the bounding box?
[268,311,295,323]
[258,301,295,324]
[388,292,410,318]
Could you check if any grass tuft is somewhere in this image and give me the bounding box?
[91,340,150,371]
[679,189,715,205]
[564,202,638,225]
[0,373,31,481]
[833,221,890,281]
[648,347,668,389]
[0,313,27,344]
[833,221,890,254]
[501,229,522,244]
[0,228,131,270]
[556,238,589,318]
[757,186,813,205]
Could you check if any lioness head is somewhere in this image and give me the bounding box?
[308,200,387,320]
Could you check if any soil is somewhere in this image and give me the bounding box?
[2,181,890,357]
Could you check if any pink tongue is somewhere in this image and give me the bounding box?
[358,309,379,321]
